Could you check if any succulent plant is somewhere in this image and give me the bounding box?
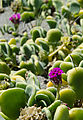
[18,105,47,120]
[11,0,22,13]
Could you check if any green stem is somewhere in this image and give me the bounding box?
[48,43,65,61]
[14,24,19,32]
[56,85,60,100]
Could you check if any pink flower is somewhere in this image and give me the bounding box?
[12,14,16,19]
[9,13,21,24]
[17,13,21,19]
[49,67,64,85]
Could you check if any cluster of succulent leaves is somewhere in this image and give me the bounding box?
[1,0,82,20]
[0,0,83,76]
[0,1,83,120]
[0,0,83,105]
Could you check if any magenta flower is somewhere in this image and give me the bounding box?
[9,13,21,24]
[49,67,64,85]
